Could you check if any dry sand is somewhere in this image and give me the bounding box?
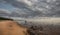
[0,20,28,35]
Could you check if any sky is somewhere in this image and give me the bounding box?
[0,0,60,18]
[0,1,15,11]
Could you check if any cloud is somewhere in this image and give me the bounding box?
[17,0,33,6]
[0,9,12,17]
[0,9,11,14]
[0,0,60,18]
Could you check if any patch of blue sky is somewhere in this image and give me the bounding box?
[0,3,15,11]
